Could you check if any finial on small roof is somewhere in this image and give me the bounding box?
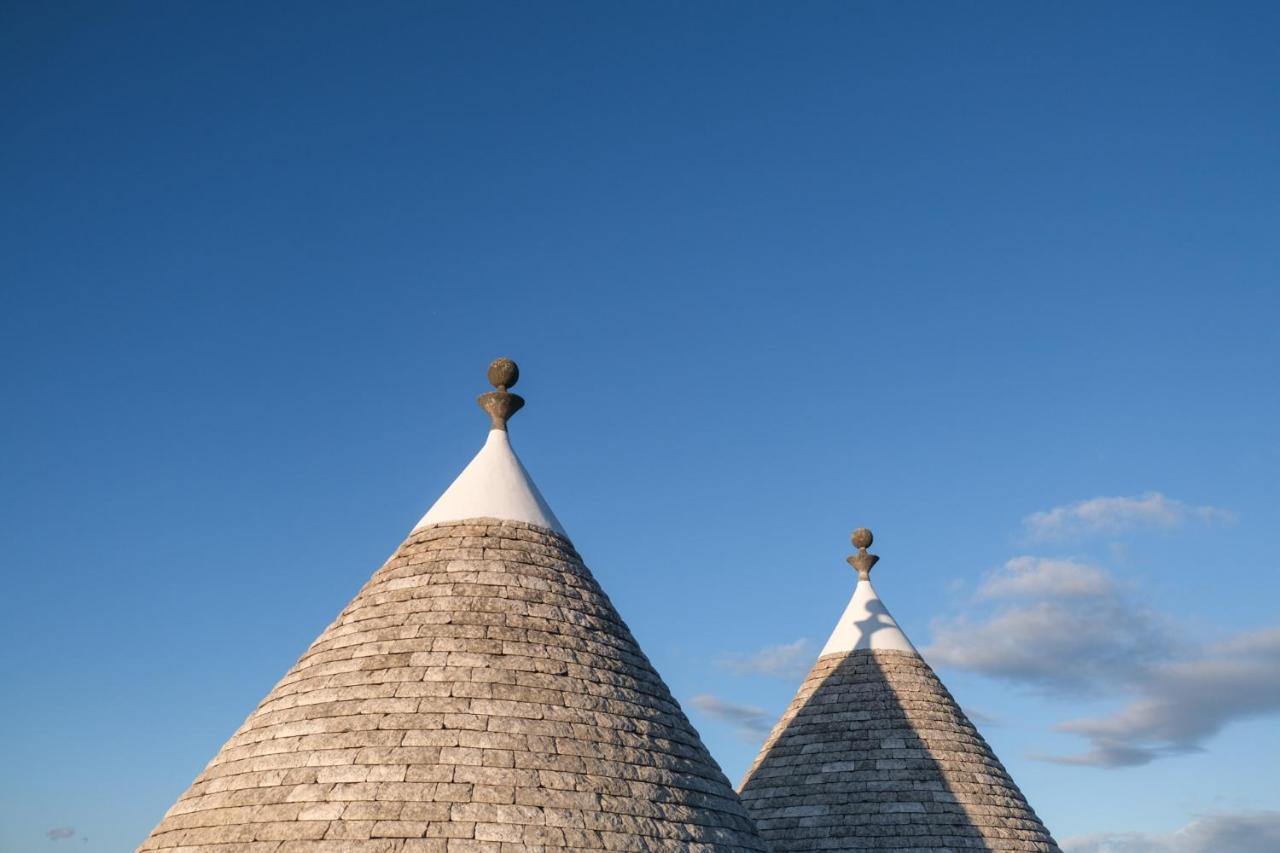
[847,527,880,581]
[478,357,525,430]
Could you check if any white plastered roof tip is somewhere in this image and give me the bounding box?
[820,578,918,656]
[414,429,566,535]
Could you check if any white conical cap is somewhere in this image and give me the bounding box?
[819,576,917,655]
[414,428,565,534]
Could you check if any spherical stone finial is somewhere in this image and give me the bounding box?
[487,357,519,391]
[847,527,879,580]
[477,358,524,430]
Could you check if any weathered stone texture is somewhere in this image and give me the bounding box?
[738,650,1061,852]
[139,519,768,853]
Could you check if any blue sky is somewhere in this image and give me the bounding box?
[2,2,1278,851]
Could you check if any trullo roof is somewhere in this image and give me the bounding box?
[139,358,768,853]
[738,528,1061,852]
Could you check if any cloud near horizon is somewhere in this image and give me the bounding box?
[1046,627,1280,767]
[925,558,1280,767]
[1061,810,1280,853]
[46,827,75,841]
[924,557,1173,693]
[1023,492,1234,541]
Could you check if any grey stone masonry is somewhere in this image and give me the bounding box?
[139,519,768,853]
[738,650,1060,852]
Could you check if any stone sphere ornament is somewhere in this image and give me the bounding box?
[852,527,874,549]
[487,357,519,391]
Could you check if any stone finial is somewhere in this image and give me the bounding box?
[487,357,519,391]
[847,527,879,581]
[477,357,525,430]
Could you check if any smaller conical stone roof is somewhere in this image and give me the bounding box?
[739,529,1061,852]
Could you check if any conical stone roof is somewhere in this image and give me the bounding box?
[139,359,767,853]
[739,529,1060,852]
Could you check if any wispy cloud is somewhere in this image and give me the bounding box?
[1061,810,1280,852]
[1046,627,1280,767]
[715,639,813,680]
[961,706,1002,728]
[1023,492,1234,541]
[688,693,774,741]
[47,827,76,842]
[924,557,1173,693]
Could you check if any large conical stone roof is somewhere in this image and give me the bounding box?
[139,360,767,853]
[739,529,1060,852]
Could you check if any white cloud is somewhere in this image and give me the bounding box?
[688,693,774,741]
[1023,492,1234,541]
[716,638,813,680]
[1062,810,1280,853]
[926,553,1280,766]
[979,556,1117,599]
[46,827,76,841]
[1047,627,1280,767]
[924,558,1172,693]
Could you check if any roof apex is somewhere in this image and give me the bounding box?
[415,428,565,534]
[819,577,917,655]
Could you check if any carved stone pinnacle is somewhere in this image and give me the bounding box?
[847,527,880,581]
[477,357,525,430]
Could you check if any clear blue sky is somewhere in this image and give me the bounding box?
[3,2,1278,851]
